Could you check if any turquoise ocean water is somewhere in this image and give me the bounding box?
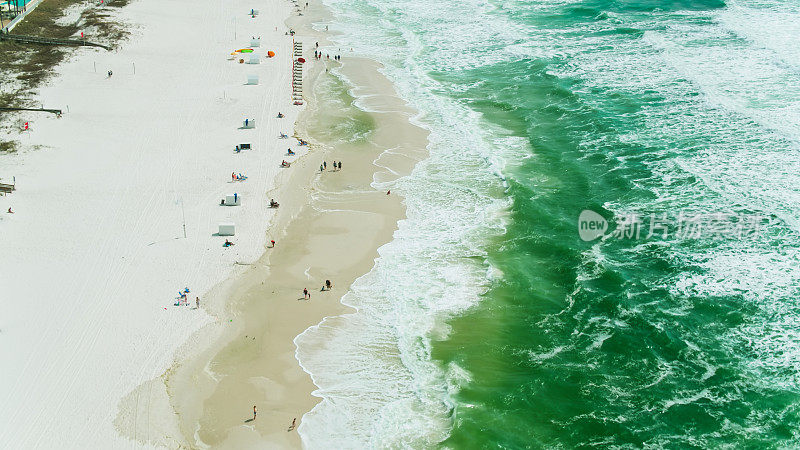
[297,0,800,447]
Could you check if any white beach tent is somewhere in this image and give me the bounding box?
[250,38,261,47]
[247,54,260,64]
[219,223,236,236]
[242,119,255,129]
[224,194,241,206]
[246,74,259,85]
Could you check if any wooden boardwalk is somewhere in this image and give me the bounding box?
[0,182,15,195]
[0,33,112,51]
[0,107,62,115]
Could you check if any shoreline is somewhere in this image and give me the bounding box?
[162,0,430,447]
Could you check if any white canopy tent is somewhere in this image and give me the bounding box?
[223,194,241,206]
[219,223,235,236]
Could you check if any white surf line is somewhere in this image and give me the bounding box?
[192,422,211,450]
[310,206,378,215]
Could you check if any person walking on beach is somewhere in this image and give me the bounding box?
[271,240,275,247]
[338,161,342,170]
[303,288,310,299]
[289,417,297,431]
[323,161,327,170]
[326,279,332,290]
[332,160,336,171]
[196,297,200,308]
[253,405,257,420]
[320,164,324,172]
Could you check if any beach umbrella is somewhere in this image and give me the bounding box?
[267,51,276,57]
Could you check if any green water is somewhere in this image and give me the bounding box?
[434,4,800,448]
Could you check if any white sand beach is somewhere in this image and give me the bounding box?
[157,0,430,444]
[0,0,304,446]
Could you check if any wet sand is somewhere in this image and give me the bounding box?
[162,1,430,447]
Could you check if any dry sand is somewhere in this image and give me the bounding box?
[0,0,306,446]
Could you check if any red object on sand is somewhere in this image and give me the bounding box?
[24,122,28,130]
[297,57,306,63]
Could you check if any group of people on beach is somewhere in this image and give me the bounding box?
[312,50,342,61]
[249,405,296,432]
[174,288,200,308]
[319,160,343,172]
[302,280,333,299]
